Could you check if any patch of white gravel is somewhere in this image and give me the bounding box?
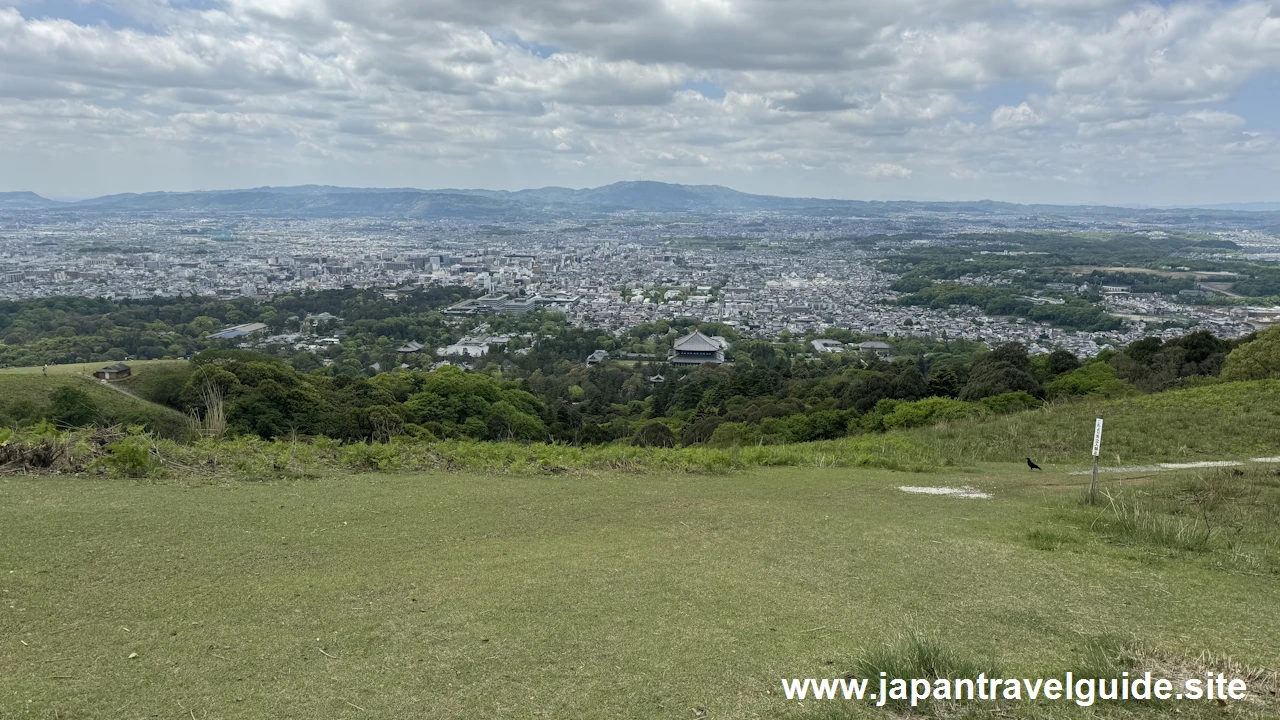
[898,486,992,499]
[1068,460,1244,475]
[1068,466,1160,475]
[1160,461,1242,469]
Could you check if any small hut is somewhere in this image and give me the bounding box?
[93,363,132,381]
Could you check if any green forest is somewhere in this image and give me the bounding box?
[1,296,1255,450]
[2,228,1276,451]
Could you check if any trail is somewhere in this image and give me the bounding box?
[96,380,182,416]
[1198,282,1244,298]
[1066,459,1277,476]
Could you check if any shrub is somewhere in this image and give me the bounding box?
[881,397,984,430]
[857,398,902,432]
[104,435,161,477]
[49,386,99,428]
[632,421,677,448]
[976,391,1041,414]
[1045,362,1136,400]
[342,441,403,471]
[707,418,795,447]
[681,415,724,446]
[0,399,45,428]
[1221,326,1280,381]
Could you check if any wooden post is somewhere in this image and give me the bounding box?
[1090,418,1104,505]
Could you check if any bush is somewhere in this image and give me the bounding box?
[49,386,99,428]
[1045,362,1135,400]
[632,421,677,448]
[0,399,45,428]
[976,391,1042,414]
[342,441,402,471]
[104,434,161,477]
[881,397,985,430]
[681,415,724,446]
[1221,326,1280,381]
[857,398,902,432]
[707,419,795,447]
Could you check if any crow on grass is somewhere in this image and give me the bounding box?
[1027,458,1042,471]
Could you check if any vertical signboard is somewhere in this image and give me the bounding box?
[1089,418,1104,504]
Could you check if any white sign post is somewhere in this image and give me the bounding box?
[1090,418,1103,505]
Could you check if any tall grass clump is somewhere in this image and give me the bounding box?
[1063,467,1280,573]
[1094,490,1215,553]
[185,375,226,441]
[848,630,1000,713]
[1068,634,1139,680]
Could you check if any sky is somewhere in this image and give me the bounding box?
[1,0,1279,204]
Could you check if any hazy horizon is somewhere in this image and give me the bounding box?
[5,180,1279,211]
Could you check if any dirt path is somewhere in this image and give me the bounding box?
[1198,282,1245,298]
[1066,459,1276,475]
[97,380,183,415]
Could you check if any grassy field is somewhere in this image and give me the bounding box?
[2,463,1277,719]
[0,364,190,439]
[909,380,1280,467]
[0,359,186,376]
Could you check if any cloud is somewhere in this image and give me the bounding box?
[0,0,1277,203]
[862,163,914,178]
[990,102,1044,131]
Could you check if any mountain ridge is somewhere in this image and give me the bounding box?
[1,182,1277,219]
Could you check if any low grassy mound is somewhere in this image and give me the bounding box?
[910,379,1280,468]
[0,369,189,439]
[116,360,192,407]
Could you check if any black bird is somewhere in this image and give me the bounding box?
[1026,458,1042,471]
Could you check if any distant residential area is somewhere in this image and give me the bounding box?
[2,189,1279,366]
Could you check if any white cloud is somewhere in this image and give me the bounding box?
[0,0,1278,203]
[862,163,914,179]
[990,102,1045,131]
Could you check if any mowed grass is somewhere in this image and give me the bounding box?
[2,465,1277,719]
[0,359,186,376]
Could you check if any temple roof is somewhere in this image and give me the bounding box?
[673,330,723,352]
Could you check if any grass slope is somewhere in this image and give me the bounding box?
[116,360,193,408]
[235,379,1280,476]
[0,359,186,376]
[2,464,1277,719]
[911,380,1280,468]
[0,364,189,438]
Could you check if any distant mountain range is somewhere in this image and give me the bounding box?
[1183,202,1280,212]
[1,182,1276,220]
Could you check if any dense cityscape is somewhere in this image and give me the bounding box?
[3,195,1279,360]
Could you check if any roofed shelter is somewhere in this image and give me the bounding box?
[93,363,132,381]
